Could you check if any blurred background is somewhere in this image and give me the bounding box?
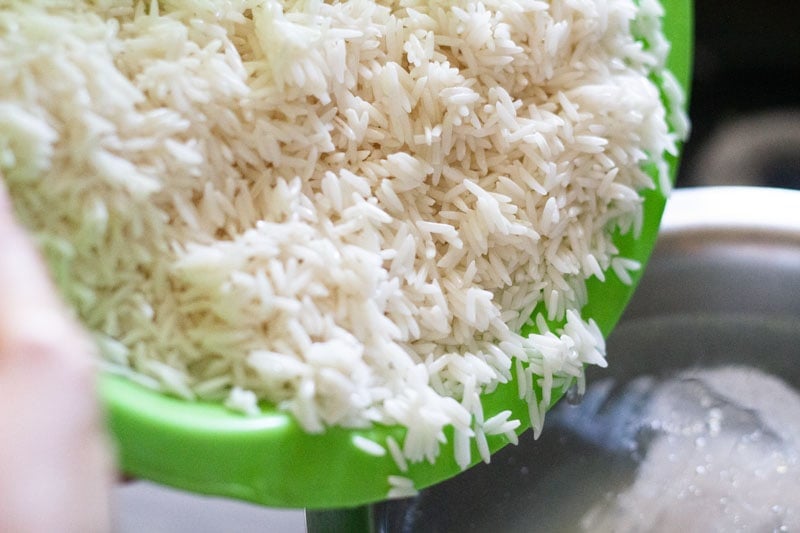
[678,0,800,189]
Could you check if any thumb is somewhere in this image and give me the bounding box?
[0,179,113,533]
[0,181,87,360]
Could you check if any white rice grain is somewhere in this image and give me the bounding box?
[353,435,387,457]
[2,0,686,478]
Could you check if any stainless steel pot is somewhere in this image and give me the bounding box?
[307,186,800,532]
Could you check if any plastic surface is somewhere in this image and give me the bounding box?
[100,0,693,509]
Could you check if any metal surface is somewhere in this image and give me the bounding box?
[308,186,800,532]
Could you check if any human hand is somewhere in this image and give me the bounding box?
[0,183,113,533]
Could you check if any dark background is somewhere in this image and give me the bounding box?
[678,0,800,188]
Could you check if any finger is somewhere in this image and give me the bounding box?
[0,182,87,360]
[0,180,113,532]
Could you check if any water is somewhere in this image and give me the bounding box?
[374,316,800,533]
[555,365,800,532]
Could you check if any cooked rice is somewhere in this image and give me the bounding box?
[0,0,686,485]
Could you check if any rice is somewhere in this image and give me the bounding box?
[0,0,686,491]
[352,435,388,457]
[387,475,418,499]
[386,435,409,473]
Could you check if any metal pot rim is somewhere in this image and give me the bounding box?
[662,186,800,234]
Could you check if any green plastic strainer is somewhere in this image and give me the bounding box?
[100,0,692,509]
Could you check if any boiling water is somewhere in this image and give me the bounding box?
[560,366,800,532]
[374,316,800,532]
